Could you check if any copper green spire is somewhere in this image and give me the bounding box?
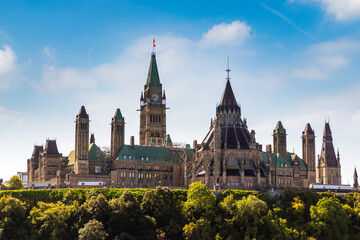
[145,53,161,90]
[114,108,124,122]
[274,121,286,133]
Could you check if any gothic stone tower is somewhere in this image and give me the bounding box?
[273,121,287,159]
[354,167,359,189]
[317,122,341,184]
[75,106,89,175]
[139,53,167,146]
[111,108,125,159]
[302,123,316,184]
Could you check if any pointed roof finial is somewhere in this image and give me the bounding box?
[226,56,231,82]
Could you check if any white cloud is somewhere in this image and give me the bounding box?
[304,39,360,54]
[291,0,360,21]
[292,66,327,80]
[0,45,23,90]
[0,45,16,75]
[291,39,359,80]
[41,64,97,91]
[44,46,55,60]
[199,20,251,48]
[0,105,21,123]
[320,0,360,21]
[38,22,250,92]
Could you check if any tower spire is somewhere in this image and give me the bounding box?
[226,56,231,82]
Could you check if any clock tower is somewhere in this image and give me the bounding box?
[139,52,167,146]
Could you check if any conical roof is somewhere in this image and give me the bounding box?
[274,121,286,134]
[323,122,333,141]
[78,106,88,118]
[354,168,358,178]
[320,122,337,167]
[114,108,124,122]
[145,53,161,90]
[217,80,240,112]
[303,123,314,134]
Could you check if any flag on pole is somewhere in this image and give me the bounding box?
[153,38,156,48]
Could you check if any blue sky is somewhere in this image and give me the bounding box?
[1,0,360,184]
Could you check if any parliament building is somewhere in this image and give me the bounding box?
[27,52,342,189]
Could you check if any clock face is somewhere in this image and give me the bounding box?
[152,94,159,102]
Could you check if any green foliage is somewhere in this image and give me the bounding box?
[78,219,108,240]
[183,182,216,221]
[108,190,156,240]
[1,187,360,239]
[141,186,185,239]
[4,176,23,190]
[29,201,78,240]
[0,196,29,240]
[259,208,300,240]
[219,194,268,239]
[183,218,213,240]
[310,197,348,240]
[83,194,110,224]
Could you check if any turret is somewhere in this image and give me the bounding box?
[354,167,359,189]
[140,92,145,107]
[302,123,316,184]
[75,105,89,175]
[318,122,341,185]
[162,90,166,105]
[90,133,95,144]
[111,108,125,159]
[273,121,287,159]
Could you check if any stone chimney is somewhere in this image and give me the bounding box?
[266,144,272,155]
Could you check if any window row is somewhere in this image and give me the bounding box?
[278,178,291,184]
[150,114,162,123]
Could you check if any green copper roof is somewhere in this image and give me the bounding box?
[262,152,306,170]
[145,54,161,90]
[88,143,106,162]
[114,108,124,122]
[67,143,106,165]
[274,121,286,133]
[262,152,269,164]
[163,134,173,146]
[114,144,193,163]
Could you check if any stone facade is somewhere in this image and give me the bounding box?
[139,53,167,146]
[27,53,342,189]
[317,122,342,185]
[187,73,312,189]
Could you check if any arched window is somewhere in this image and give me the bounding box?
[228,156,235,166]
